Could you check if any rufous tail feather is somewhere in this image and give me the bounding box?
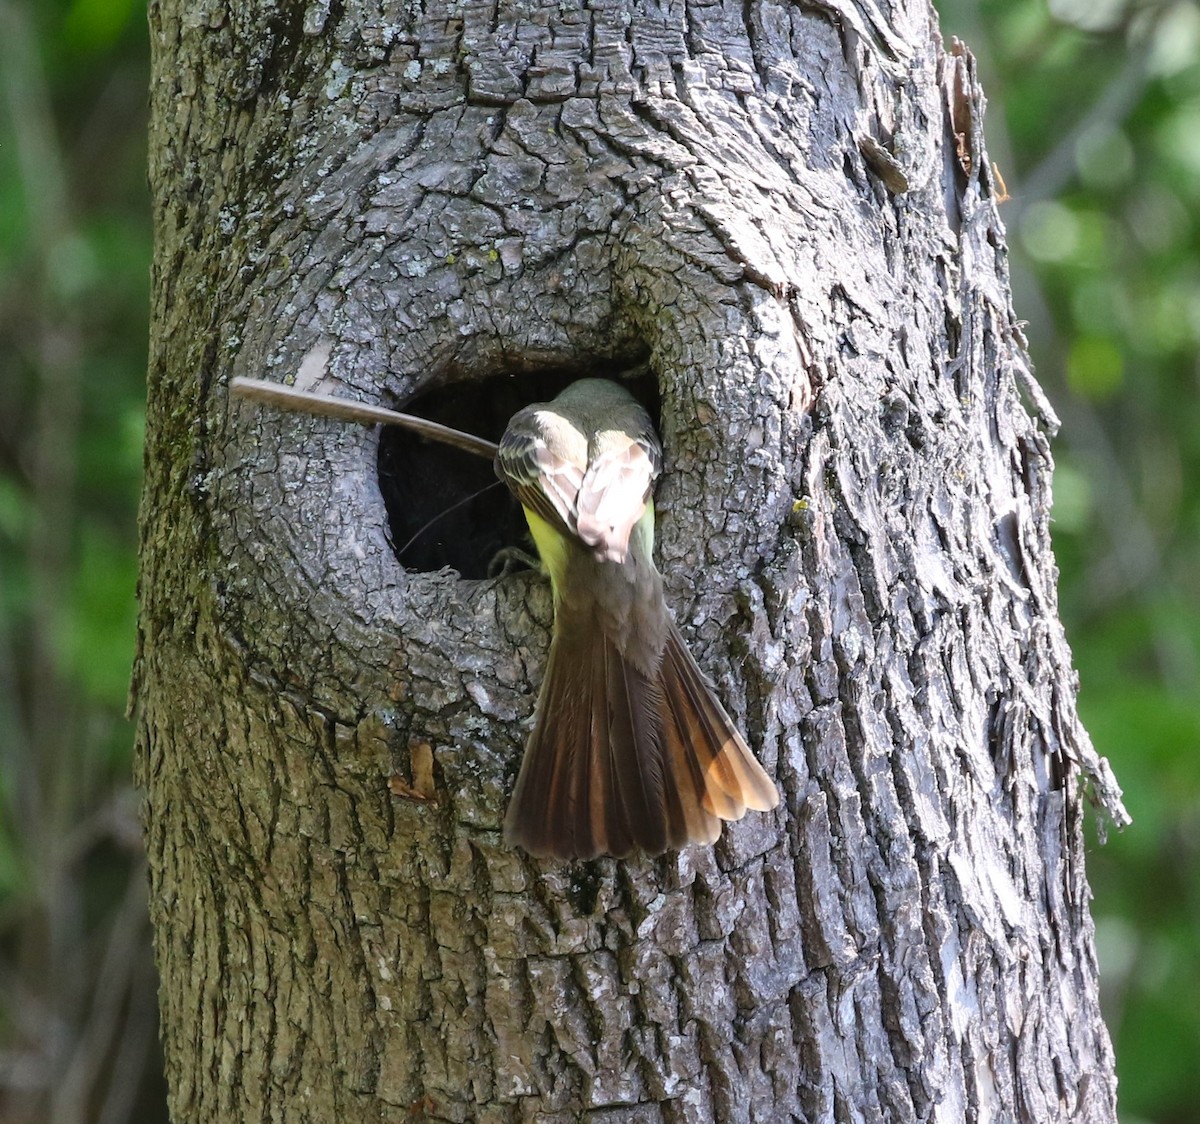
[504,617,778,860]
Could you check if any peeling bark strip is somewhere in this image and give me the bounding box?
[138,0,1126,1121]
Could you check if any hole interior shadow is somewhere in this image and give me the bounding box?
[378,366,659,579]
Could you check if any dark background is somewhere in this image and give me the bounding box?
[0,0,1193,1120]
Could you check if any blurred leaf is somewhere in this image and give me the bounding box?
[0,476,28,542]
[1050,455,1094,533]
[1075,124,1135,189]
[1150,3,1200,79]
[1021,199,1081,262]
[1048,0,1128,33]
[1066,336,1124,399]
[66,522,137,708]
[62,0,137,55]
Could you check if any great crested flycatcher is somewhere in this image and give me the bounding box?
[495,378,779,860]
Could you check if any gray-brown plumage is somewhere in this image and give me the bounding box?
[494,379,779,860]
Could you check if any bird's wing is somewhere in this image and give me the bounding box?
[574,428,661,562]
[496,396,662,563]
[495,406,588,538]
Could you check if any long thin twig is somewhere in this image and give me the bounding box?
[230,377,499,460]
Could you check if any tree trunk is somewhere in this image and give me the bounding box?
[137,0,1128,1120]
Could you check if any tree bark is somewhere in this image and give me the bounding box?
[137,0,1128,1121]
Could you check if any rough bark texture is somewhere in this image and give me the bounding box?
[137,0,1127,1121]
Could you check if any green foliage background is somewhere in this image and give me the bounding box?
[0,0,1195,1119]
[935,2,1200,1120]
[0,0,158,1120]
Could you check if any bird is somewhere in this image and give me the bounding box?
[494,378,779,860]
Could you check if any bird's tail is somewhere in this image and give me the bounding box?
[503,619,779,860]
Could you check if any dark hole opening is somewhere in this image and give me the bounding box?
[378,365,659,578]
